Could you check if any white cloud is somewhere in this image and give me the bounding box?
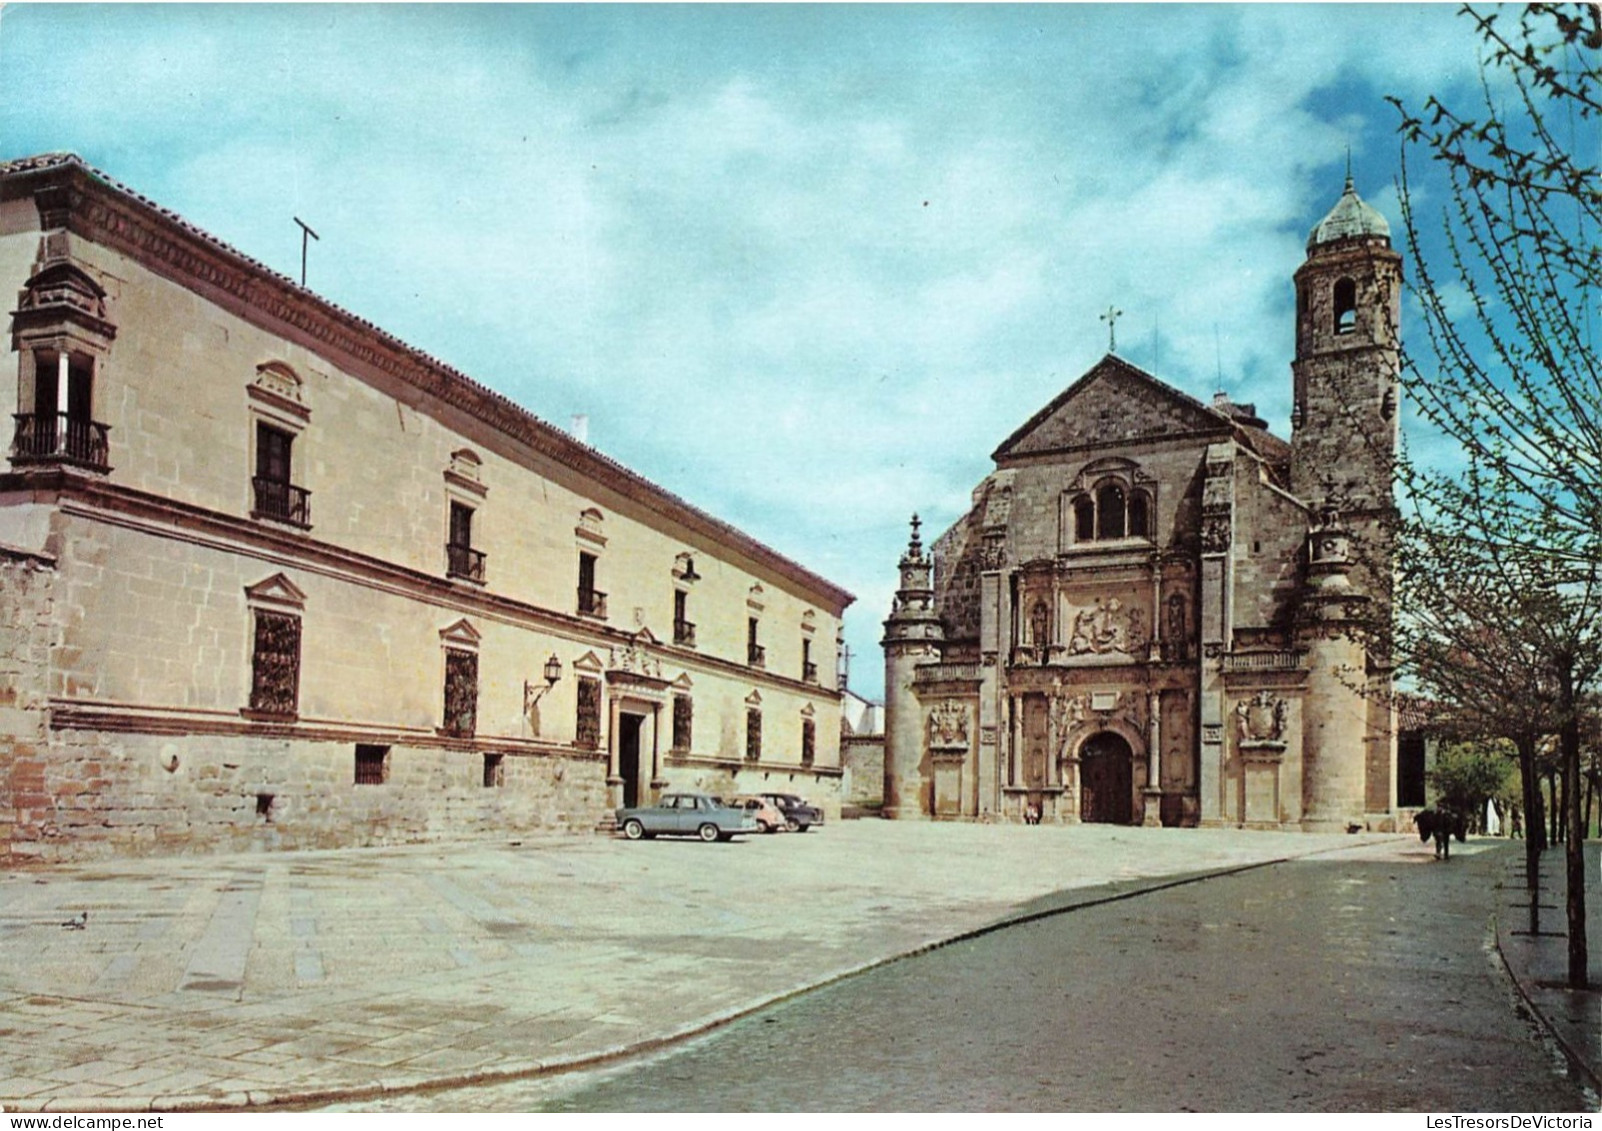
[0,3,1490,700]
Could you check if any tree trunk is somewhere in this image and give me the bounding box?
[1559,666,1589,990]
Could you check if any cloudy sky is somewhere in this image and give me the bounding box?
[0,3,1488,699]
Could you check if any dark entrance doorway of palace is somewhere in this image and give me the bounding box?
[1080,731,1134,824]
[618,713,644,808]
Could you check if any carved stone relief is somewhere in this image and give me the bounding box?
[1067,597,1148,657]
[928,699,970,751]
[1233,690,1289,746]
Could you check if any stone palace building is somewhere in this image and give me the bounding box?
[0,153,852,861]
[883,176,1401,831]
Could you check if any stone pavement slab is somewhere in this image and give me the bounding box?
[0,823,1581,1112]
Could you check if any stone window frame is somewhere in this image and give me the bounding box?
[800,704,817,767]
[672,551,699,647]
[242,573,307,721]
[576,508,608,619]
[800,610,818,684]
[444,449,488,584]
[745,689,763,762]
[1333,277,1358,335]
[247,361,313,530]
[438,618,481,739]
[1060,460,1157,551]
[575,665,603,751]
[483,752,505,788]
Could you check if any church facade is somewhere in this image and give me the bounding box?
[883,179,1401,831]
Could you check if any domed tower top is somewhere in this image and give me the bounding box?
[1306,173,1391,249]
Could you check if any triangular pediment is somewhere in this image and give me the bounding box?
[993,355,1231,462]
[244,572,307,610]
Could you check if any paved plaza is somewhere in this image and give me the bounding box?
[0,823,1595,1112]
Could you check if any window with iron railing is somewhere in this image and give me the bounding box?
[578,551,606,617]
[13,351,109,472]
[745,709,762,761]
[747,617,765,668]
[252,422,311,527]
[249,610,301,717]
[447,501,485,582]
[576,677,602,750]
[672,694,693,751]
[442,647,478,737]
[673,589,696,646]
[802,718,816,767]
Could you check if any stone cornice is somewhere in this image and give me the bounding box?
[3,467,841,704]
[2,155,852,614]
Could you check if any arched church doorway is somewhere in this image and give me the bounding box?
[1079,731,1135,825]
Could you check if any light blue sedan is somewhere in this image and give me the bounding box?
[616,792,758,842]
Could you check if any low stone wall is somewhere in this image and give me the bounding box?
[842,734,885,808]
[10,728,610,862]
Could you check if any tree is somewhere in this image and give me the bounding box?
[1427,740,1518,824]
[1391,3,1601,989]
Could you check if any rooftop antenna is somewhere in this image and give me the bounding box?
[293,216,320,288]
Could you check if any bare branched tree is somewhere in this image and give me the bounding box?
[1391,3,1601,988]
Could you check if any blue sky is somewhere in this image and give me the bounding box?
[0,4,1489,700]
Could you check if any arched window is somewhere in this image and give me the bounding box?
[1127,491,1150,538]
[1074,497,1095,542]
[1096,484,1126,539]
[1333,278,1357,334]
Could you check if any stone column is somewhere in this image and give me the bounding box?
[605,691,623,808]
[1143,689,1163,826]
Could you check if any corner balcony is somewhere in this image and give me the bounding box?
[11,412,110,473]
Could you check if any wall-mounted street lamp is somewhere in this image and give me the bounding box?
[524,654,563,715]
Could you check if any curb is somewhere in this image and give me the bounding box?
[166,848,1353,1112]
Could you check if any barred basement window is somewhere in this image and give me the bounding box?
[746,709,762,761]
[483,753,504,788]
[355,744,389,785]
[250,611,301,716]
[576,677,602,750]
[802,718,816,767]
[672,694,693,751]
[442,648,478,737]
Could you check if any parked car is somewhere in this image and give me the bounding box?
[616,792,757,842]
[760,792,823,832]
[729,794,788,833]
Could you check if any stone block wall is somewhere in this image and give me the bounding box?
[0,548,55,861]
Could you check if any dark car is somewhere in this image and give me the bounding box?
[759,792,823,832]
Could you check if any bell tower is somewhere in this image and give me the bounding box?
[1289,173,1403,827]
[1289,173,1402,525]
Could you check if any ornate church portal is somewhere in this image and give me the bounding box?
[1078,731,1135,824]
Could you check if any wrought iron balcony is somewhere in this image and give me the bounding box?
[447,541,486,583]
[748,642,766,668]
[803,660,819,684]
[578,587,608,618]
[252,476,312,528]
[11,412,110,472]
[674,618,697,647]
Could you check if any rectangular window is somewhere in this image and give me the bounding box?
[355,744,389,785]
[449,500,474,548]
[802,638,817,683]
[802,718,816,766]
[747,618,765,667]
[483,753,505,788]
[673,589,695,646]
[577,551,605,616]
[252,422,310,526]
[576,677,602,750]
[257,423,293,484]
[443,648,478,737]
[672,694,693,751]
[746,709,762,761]
[249,611,301,716]
[446,502,485,581]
